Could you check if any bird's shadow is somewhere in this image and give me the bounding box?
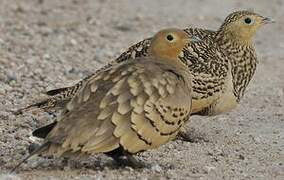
[177,127,209,143]
[8,154,153,173]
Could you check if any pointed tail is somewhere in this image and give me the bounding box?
[13,98,57,115]
[10,142,51,173]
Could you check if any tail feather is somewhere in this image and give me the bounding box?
[10,142,51,173]
[32,122,57,139]
[45,87,70,96]
[13,99,56,115]
[14,83,84,114]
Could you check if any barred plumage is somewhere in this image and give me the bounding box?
[18,10,273,136]
[12,28,194,171]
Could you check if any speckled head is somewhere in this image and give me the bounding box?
[149,28,190,63]
[218,10,274,43]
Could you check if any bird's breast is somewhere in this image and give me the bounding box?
[191,69,238,116]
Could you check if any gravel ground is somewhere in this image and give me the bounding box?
[0,0,283,179]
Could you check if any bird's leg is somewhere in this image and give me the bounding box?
[47,111,57,118]
[177,126,194,142]
[123,153,145,168]
[104,147,126,166]
[104,147,145,168]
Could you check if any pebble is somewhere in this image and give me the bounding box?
[251,135,262,144]
[43,54,51,60]
[26,58,36,64]
[6,71,17,82]
[0,174,21,180]
[114,23,132,32]
[151,164,162,173]
[0,38,4,44]
[70,39,78,46]
[0,87,6,95]
[204,166,216,173]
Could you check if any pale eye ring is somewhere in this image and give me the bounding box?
[166,34,174,41]
[244,17,253,24]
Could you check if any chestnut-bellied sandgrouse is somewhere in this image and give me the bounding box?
[18,10,274,140]
[12,28,196,171]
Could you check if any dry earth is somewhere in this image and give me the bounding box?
[0,0,283,179]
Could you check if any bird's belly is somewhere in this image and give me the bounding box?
[191,74,238,116]
[210,76,238,115]
[211,90,238,115]
[208,67,238,115]
[191,96,215,114]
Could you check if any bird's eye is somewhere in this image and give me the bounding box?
[166,34,174,41]
[244,17,252,24]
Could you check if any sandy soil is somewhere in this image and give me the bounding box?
[0,0,283,179]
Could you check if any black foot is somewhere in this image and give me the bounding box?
[104,147,145,168]
[124,153,145,168]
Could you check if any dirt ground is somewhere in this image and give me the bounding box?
[0,0,283,179]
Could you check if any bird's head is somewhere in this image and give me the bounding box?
[149,28,192,63]
[218,10,274,44]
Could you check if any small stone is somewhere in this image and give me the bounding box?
[6,71,17,82]
[70,39,78,46]
[124,166,133,171]
[239,154,245,160]
[64,165,71,171]
[253,136,262,144]
[43,54,51,60]
[151,164,162,173]
[204,166,216,173]
[27,58,36,64]
[114,23,132,32]
[0,174,21,180]
[140,177,148,180]
[0,87,6,95]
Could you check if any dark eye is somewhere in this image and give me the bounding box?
[244,17,252,24]
[166,34,174,41]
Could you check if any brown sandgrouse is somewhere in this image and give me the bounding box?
[12,28,194,171]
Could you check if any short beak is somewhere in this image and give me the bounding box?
[262,17,275,24]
